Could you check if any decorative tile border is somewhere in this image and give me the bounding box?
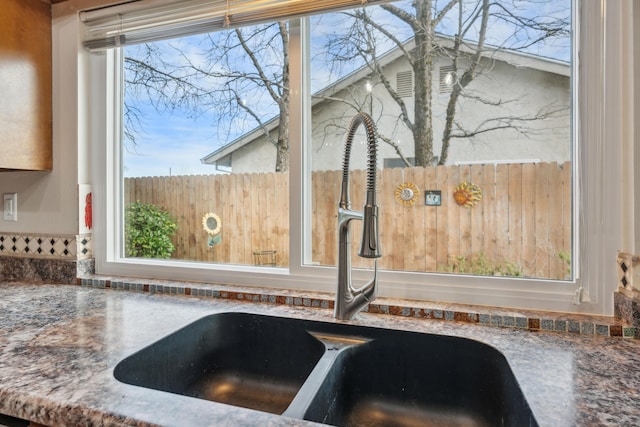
[617,251,640,292]
[618,252,634,290]
[615,252,640,338]
[365,303,634,338]
[80,277,334,310]
[79,277,637,339]
[0,233,92,260]
[76,234,93,260]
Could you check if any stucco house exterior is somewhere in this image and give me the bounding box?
[201,37,570,173]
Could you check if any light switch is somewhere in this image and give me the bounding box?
[3,193,17,221]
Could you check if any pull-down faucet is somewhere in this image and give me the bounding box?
[334,112,381,320]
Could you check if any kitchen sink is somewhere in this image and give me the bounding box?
[114,312,326,414]
[301,332,537,427]
[114,312,538,426]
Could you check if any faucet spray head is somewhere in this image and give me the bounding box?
[359,197,381,258]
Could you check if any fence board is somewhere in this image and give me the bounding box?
[495,164,510,266]
[508,163,523,272]
[445,165,460,264]
[312,168,322,264]
[170,176,183,259]
[482,164,497,262]
[390,168,405,271]
[228,173,237,263]
[424,166,438,271]
[328,170,341,266]
[458,165,472,260]
[197,176,206,262]
[561,163,572,279]
[534,162,551,277]
[192,176,202,261]
[548,163,564,279]
[380,168,395,270]
[434,165,449,269]
[521,163,536,275]
[263,172,275,260]
[250,173,260,260]
[275,172,289,266]
[410,167,426,272]
[471,164,485,258]
[241,174,252,264]
[212,174,222,262]
[399,167,414,271]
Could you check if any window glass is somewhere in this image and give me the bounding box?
[308,0,573,280]
[122,23,290,267]
[118,0,573,281]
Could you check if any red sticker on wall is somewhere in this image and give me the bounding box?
[85,192,93,230]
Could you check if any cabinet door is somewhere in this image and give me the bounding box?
[0,0,52,171]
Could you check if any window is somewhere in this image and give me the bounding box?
[121,24,290,268]
[308,1,572,281]
[86,0,622,315]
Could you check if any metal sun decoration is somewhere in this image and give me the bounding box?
[394,182,420,206]
[453,182,482,208]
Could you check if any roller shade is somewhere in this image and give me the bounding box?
[81,0,389,51]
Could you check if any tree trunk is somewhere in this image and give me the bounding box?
[275,22,290,173]
[275,103,289,172]
[412,0,434,167]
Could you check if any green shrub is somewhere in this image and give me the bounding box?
[558,250,571,279]
[125,202,177,258]
[439,252,523,277]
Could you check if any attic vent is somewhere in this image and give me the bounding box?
[396,70,413,98]
[440,65,456,92]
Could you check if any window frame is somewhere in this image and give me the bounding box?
[90,0,622,315]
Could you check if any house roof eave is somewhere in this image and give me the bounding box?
[200,118,279,164]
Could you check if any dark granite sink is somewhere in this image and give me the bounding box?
[114,312,538,426]
[114,312,326,414]
[301,331,538,427]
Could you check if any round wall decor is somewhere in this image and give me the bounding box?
[202,212,222,235]
[394,182,420,206]
[453,182,482,208]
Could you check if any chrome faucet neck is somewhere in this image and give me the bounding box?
[334,112,381,320]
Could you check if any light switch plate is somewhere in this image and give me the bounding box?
[3,193,17,221]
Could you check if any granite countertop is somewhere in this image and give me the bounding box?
[0,282,639,427]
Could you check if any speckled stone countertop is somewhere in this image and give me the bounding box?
[0,282,639,427]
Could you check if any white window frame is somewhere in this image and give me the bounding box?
[89,0,625,316]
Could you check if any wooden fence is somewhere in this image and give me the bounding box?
[124,162,571,279]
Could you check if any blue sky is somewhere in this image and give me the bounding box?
[123,106,219,177]
[123,0,571,178]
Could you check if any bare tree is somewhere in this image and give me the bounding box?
[319,0,570,166]
[124,0,570,171]
[125,22,291,171]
